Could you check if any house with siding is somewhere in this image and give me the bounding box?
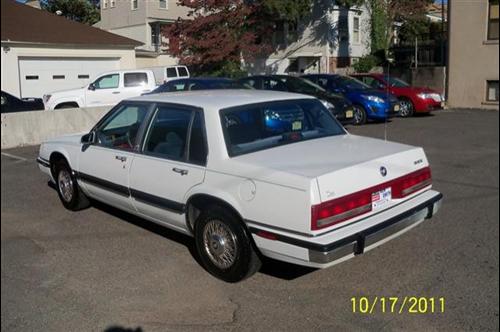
[245,1,372,75]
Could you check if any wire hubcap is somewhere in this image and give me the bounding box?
[58,169,73,203]
[203,219,237,269]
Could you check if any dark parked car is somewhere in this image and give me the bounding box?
[238,75,354,125]
[302,74,401,125]
[145,77,248,95]
[351,73,444,117]
[1,91,44,113]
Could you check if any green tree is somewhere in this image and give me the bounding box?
[41,0,100,25]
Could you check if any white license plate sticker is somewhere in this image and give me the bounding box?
[372,187,392,210]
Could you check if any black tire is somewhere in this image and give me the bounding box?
[55,103,78,109]
[194,206,261,282]
[352,104,367,125]
[398,98,414,117]
[54,160,90,211]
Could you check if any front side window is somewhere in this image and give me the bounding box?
[124,72,148,87]
[93,74,119,89]
[96,104,150,150]
[384,76,410,88]
[488,0,499,40]
[221,99,346,156]
[143,106,192,160]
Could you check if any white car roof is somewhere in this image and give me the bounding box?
[129,90,316,110]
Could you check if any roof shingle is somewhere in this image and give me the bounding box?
[1,0,142,47]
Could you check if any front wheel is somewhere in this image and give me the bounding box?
[352,104,367,125]
[398,98,415,117]
[194,206,261,282]
[54,161,90,211]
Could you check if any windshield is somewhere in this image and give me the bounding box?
[384,76,410,88]
[220,99,346,156]
[334,76,370,90]
[282,76,326,95]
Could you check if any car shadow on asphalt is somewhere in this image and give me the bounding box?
[48,181,317,281]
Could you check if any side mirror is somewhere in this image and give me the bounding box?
[88,83,96,91]
[81,131,96,145]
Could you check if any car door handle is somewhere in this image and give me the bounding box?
[112,91,121,94]
[115,155,127,162]
[172,167,188,176]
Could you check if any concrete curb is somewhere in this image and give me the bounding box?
[1,106,110,149]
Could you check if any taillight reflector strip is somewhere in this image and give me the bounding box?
[311,167,432,230]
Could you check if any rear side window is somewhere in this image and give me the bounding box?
[166,67,178,78]
[144,106,192,160]
[178,67,188,77]
[188,112,207,165]
[124,72,148,87]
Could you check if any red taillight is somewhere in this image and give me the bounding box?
[311,167,432,231]
[392,167,432,198]
[311,189,373,230]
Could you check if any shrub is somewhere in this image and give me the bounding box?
[352,55,379,73]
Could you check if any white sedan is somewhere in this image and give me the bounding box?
[37,90,443,282]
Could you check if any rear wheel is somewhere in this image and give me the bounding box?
[194,206,261,282]
[398,98,414,117]
[352,104,367,125]
[54,160,90,211]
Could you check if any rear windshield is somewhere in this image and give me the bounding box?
[220,99,345,156]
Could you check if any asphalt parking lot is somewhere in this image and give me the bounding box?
[1,109,499,331]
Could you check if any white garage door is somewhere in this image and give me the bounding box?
[18,57,120,98]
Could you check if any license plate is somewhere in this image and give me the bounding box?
[345,110,354,118]
[394,104,400,112]
[372,187,392,211]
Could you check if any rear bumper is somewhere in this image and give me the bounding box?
[308,192,442,264]
[249,190,442,268]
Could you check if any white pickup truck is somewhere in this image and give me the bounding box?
[43,69,157,110]
[37,90,442,282]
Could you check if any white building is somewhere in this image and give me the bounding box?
[246,1,372,75]
[95,0,190,68]
[1,0,142,99]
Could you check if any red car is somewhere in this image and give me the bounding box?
[351,73,444,117]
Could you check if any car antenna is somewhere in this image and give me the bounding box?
[384,57,395,141]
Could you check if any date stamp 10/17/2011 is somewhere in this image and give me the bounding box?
[351,297,445,314]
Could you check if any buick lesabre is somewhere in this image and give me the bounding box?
[37,90,442,282]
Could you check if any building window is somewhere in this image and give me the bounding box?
[488,0,499,40]
[131,0,138,10]
[353,16,360,43]
[25,75,38,80]
[78,74,90,79]
[110,0,116,8]
[159,0,167,9]
[53,75,65,79]
[338,15,348,42]
[102,0,108,9]
[487,81,499,101]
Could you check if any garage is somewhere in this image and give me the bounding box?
[1,1,141,100]
[18,57,120,98]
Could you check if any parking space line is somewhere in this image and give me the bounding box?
[1,152,28,162]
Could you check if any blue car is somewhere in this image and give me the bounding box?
[302,74,401,125]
